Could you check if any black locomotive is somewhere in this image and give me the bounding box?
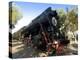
[21,7,69,51]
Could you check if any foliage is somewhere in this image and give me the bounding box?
[57,7,78,33]
[9,3,23,29]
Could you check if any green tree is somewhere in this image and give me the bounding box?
[56,7,78,34]
[64,7,78,32]
[57,9,66,31]
[9,2,23,29]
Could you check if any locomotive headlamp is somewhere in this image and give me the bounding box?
[54,40,58,44]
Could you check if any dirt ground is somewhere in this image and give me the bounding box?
[9,39,78,59]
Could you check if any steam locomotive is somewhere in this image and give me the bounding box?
[21,7,69,51]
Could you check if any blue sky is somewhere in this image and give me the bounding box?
[11,1,77,33]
